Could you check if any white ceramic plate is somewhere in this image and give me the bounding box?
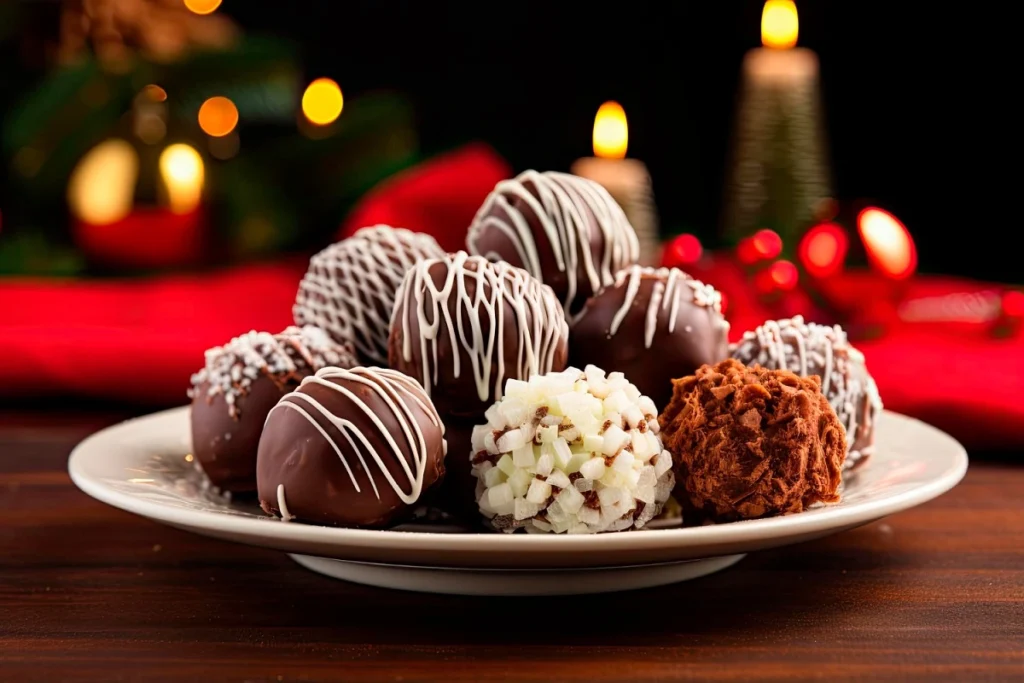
[69,407,967,595]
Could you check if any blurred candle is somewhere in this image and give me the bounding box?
[571,101,661,265]
[159,144,204,214]
[722,0,832,250]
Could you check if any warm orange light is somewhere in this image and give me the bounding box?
[142,84,167,102]
[593,101,628,159]
[762,0,798,49]
[799,222,849,278]
[198,96,238,137]
[857,207,917,280]
[302,78,344,126]
[159,144,204,214]
[667,233,702,265]
[184,0,222,15]
[67,139,139,224]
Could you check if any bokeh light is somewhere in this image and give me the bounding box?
[857,207,917,280]
[666,233,702,266]
[184,0,222,15]
[302,78,344,126]
[198,96,239,137]
[799,222,849,278]
[158,144,204,214]
[67,139,139,224]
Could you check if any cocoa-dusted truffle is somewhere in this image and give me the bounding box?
[471,366,674,534]
[189,326,356,494]
[731,316,882,470]
[389,251,570,419]
[660,359,846,523]
[257,366,446,528]
[466,170,640,318]
[293,225,445,365]
[570,266,730,411]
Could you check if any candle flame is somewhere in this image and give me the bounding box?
[857,207,917,280]
[762,0,798,49]
[159,144,204,214]
[593,101,628,159]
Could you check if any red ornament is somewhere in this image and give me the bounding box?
[799,222,849,279]
[719,291,729,315]
[1002,290,1024,318]
[737,237,760,265]
[768,259,799,291]
[664,233,703,268]
[751,229,782,260]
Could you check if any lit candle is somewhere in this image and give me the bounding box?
[158,143,205,214]
[722,0,832,252]
[571,101,661,266]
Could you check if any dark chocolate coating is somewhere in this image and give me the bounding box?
[467,171,639,316]
[256,369,446,528]
[433,418,483,524]
[569,268,729,412]
[190,376,299,494]
[388,255,569,421]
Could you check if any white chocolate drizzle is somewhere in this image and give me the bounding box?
[605,266,728,348]
[466,170,640,317]
[731,315,883,465]
[268,367,443,507]
[188,325,355,419]
[276,484,293,522]
[395,251,569,404]
[294,225,445,365]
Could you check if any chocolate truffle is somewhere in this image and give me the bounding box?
[570,266,730,411]
[466,170,640,318]
[257,366,446,528]
[189,326,356,494]
[389,251,570,420]
[730,316,882,470]
[293,225,445,365]
[471,366,674,534]
[660,359,846,523]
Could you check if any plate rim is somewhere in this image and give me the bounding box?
[68,405,969,555]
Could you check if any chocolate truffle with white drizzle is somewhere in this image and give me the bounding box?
[257,366,446,528]
[389,251,570,517]
[467,170,640,319]
[189,326,356,494]
[389,251,570,419]
[730,316,882,470]
[569,266,730,411]
[293,225,445,365]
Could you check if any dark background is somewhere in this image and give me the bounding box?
[2,1,1017,282]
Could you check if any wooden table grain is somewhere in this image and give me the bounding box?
[0,410,1021,683]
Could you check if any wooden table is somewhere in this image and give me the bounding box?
[1,411,1021,682]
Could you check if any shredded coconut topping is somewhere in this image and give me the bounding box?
[188,325,355,418]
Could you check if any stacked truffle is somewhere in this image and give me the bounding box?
[186,167,883,535]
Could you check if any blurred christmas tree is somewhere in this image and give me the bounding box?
[0,0,418,276]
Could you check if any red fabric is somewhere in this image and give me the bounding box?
[0,261,302,404]
[340,142,512,252]
[0,143,1021,450]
